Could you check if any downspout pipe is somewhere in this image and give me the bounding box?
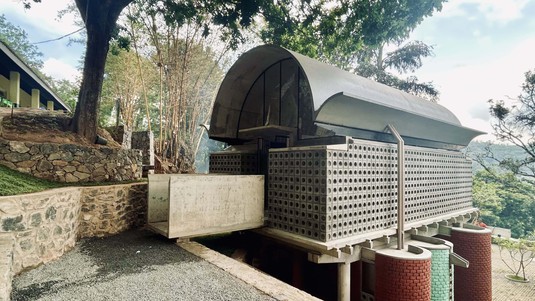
[386,124,405,250]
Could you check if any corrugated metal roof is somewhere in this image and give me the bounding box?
[209,45,484,147]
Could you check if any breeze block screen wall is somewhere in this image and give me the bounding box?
[209,151,258,175]
[265,138,473,242]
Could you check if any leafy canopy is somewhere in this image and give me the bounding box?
[260,0,444,100]
[473,170,535,238]
[0,14,43,69]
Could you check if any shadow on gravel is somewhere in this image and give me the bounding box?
[80,228,201,279]
[12,281,62,301]
[12,228,202,301]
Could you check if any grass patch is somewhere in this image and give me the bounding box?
[0,165,147,196]
[0,164,63,196]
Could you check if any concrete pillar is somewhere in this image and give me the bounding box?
[338,261,351,301]
[350,261,362,301]
[47,100,54,111]
[449,227,492,301]
[375,247,432,301]
[31,89,40,108]
[9,71,20,107]
[291,251,304,289]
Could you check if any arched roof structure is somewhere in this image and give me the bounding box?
[209,45,483,148]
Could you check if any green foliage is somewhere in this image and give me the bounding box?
[259,0,444,100]
[49,79,80,111]
[0,164,62,196]
[495,237,535,280]
[0,164,146,196]
[473,170,535,238]
[0,14,44,70]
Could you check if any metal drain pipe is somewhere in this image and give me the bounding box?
[387,125,405,250]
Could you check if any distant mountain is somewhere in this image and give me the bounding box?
[464,141,529,173]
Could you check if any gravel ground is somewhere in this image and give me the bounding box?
[11,229,275,301]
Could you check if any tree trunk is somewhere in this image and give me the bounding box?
[72,0,133,143]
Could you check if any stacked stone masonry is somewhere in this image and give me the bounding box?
[0,235,14,301]
[449,228,492,301]
[375,254,432,301]
[0,183,147,276]
[265,138,473,242]
[0,137,142,182]
[131,131,155,166]
[79,183,147,238]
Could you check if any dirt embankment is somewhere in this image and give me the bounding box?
[0,108,120,148]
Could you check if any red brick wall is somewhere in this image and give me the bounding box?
[450,229,492,301]
[375,254,431,301]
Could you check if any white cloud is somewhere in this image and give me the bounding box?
[440,0,529,24]
[420,37,535,141]
[42,58,80,82]
[1,0,81,38]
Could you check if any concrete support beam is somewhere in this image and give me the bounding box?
[308,248,360,264]
[338,261,351,301]
[31,89,40,108]
[9,71,20,107]
[47,100,54,111]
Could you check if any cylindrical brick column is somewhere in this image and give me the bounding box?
[412,240,452,301]
[449,227,492,301]
[375,247,432,301]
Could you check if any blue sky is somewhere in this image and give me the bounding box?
[2,0,535,141]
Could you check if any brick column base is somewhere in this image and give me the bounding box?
[450,227,492,301]
[375,247,432,301]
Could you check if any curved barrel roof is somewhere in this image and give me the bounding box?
[209,45,483,147]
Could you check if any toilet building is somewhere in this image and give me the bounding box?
[207,45,491,301]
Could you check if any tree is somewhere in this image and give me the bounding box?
[353,41,438,101]
[100,48,157,130]
[487,69,535,178]
[0,14,43,70]
[25,0,445,143]
[50,78,80,110]
[495,237,535,282]
[120,1,228,172]
[70,0,134,143]
[259,0,444,100]
[473,170,535,238]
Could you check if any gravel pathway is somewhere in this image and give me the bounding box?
[11,229,275,301]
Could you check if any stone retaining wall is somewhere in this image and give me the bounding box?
[0,235,14,301]
[0,183,147,280]
[0,188,81,274]
[79,183,147,238]
[0,138,142,182]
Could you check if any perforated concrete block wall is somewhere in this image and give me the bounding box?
[209,152,258,175]
[266,138,473,242]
